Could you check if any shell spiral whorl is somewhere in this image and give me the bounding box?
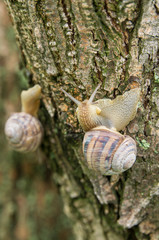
[83,127,137,175]
[5,112,43,152]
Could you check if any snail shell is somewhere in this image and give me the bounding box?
[83,126,137,175]
[5,112,43,152]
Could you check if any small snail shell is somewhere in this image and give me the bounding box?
[4,85,43,152]
[83,126,137,175]
[5,112,43,152]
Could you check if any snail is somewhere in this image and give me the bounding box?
[4,85,43,152]
[61,83,140,175]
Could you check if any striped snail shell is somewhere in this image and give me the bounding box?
[83,126,137,175]
[5,112,43,152]
[4,85,43,152]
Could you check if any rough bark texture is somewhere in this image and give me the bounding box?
[3,0,159,239]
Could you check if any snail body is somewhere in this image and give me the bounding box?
[61,84,140,132]
[61,83,140,175]
[5,85,43,152]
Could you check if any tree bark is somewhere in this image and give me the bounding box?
[4,0,159,239]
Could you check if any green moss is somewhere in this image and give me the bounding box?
[16,69,29,89]
[136,137,150,150]
[6,26,18,52]
[154,72,159,83]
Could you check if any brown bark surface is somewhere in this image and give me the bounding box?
[3,0,159,239]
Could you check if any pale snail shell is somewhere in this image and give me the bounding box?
[4,85,43,152]
[83,126,137,175]
[5,112,43,152]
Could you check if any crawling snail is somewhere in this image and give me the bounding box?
[61,83,140,175]
[4,85,43,152]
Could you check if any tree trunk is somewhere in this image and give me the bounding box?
[4,0,159,239]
